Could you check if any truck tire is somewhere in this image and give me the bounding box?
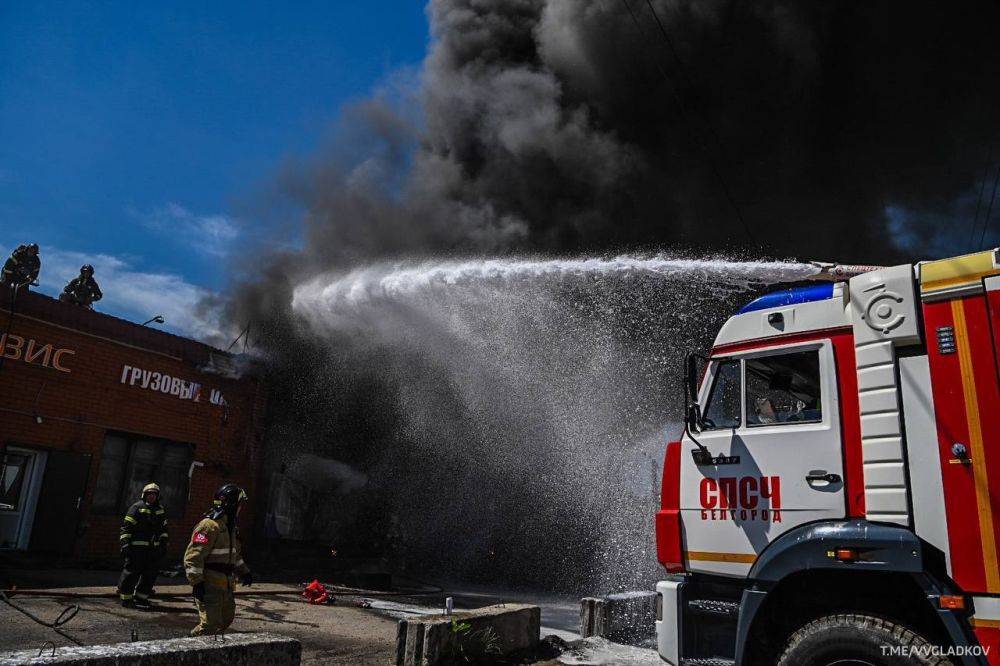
[776,613,951,665]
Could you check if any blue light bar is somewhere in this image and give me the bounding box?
[738,283,835,314]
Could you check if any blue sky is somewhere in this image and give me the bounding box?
[0,1,428,336]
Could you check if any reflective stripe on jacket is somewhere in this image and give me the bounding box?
[183,514,250,587]
[120,500,168,548]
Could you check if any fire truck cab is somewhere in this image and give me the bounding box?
[656,250,1000,665]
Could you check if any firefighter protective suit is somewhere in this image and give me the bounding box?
[183,489,251,635]
[117,483,168,607]
[59,265,103,307]
[2,243,40,289]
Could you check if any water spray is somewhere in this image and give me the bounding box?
[292,255,820,315]
[282,253,853,593]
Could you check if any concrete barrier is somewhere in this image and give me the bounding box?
[395,603,540,665]
[0,632,300,665]
[580,591,657,644]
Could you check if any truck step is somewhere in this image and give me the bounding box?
[687,599,740,617]
[681,658,736,666]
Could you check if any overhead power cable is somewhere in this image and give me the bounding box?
[0,284,21,377]
[978,161,1000,249]
[970,141,994,246]
[644,1,698,98]
[643,0,736,171]
[620,0,753,242]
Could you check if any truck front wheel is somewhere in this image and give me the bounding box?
[776,613,951,665]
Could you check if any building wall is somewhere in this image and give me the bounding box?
[0,291,266,559]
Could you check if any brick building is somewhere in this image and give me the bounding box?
[0,285,266,559]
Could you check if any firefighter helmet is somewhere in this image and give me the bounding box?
[141,482,161,496]
[212,483,247,511]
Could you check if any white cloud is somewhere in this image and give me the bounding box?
[1,244,225,341]
[138,203,240,257]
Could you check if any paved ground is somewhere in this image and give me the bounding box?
[0,563,659,664]
[0,584,399,665]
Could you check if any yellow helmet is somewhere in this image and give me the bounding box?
[141,483,161,497]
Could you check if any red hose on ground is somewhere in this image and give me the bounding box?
[2,581,442,599]
[1,588,300,599]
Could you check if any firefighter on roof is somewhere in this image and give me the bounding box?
[1,243,40,290]
[59,264,103,307]
[184,483,252,636]
[117,482,169,609]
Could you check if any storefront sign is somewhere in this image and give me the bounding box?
[120,364,227,405]
[1,333,74,373]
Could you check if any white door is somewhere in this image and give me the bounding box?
[0,448,46,550]
[679,340,846,576]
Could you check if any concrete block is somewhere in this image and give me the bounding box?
[580,591,657,644]
[0,632,300,665]
[395,603,540,665]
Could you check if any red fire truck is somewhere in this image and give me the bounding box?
[656,250,1000,665]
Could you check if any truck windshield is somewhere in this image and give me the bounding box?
[702,360,741,429]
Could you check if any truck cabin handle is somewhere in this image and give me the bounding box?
[806,472,842,484]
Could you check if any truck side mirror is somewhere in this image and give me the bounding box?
[685,354,699,403]
[686,403,703,433]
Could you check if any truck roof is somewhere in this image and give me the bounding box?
[718,249,1000,352]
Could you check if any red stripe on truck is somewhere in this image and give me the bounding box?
[656,440,684,573]
[712,326,852,354]
[830,331,866,517]
[971,625,1000,664]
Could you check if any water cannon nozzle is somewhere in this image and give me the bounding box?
[807,261,884,282]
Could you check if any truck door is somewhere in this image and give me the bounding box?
[679,339,846,576]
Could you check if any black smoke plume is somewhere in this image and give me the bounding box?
[229,0,1000,318]
[222,1,1000,591]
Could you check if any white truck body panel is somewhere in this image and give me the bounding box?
[848,264,920,525]
[655,579,683,665]
[900,354,951,572]
[714,283,849,348]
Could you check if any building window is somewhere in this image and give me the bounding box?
[92,433,192,518]
[0,452,30,512]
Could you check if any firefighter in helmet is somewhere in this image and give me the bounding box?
[117,482,169,609]
[59,264,103,307]
[184,483,252,635]
[1,243,40,290]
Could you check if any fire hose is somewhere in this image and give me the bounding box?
[0,590,84,647]
[0,580,443,648]
[2,580,443,600]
